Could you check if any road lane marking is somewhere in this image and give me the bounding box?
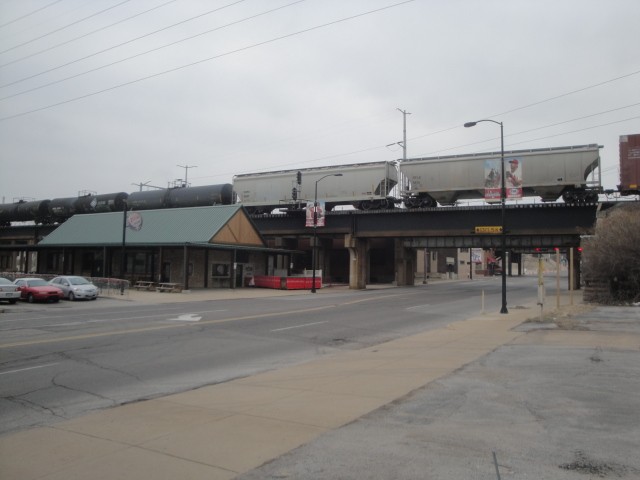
[0,291,418,349]
[171,314,203,322]
[0,363,59,375]
[0,305,337,349]
[407,304,431,310]
[271,321,328,332]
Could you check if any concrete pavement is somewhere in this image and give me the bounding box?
[1,286,637,479]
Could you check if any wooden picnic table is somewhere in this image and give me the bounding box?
[133,281,156,291]
[156,282,183,293]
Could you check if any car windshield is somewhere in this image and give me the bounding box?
[69,277,90,285]
[27,279,49,287]
[0,278,12,285]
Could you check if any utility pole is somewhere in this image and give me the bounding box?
[132,181,150,192]
[397,108,411,161]
[177,164,197,187]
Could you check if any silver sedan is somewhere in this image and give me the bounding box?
[50,276,99,301]
[0,277,21,304]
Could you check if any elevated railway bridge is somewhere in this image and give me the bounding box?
[0,201,625,289]
[251,201,620,288]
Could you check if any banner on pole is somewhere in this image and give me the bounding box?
[305,201,326,227]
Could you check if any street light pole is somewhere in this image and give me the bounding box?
[464,119,508,314]
[311,173,343,293]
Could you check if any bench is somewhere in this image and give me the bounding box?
[156,282,183,293]
[133,281,156,291]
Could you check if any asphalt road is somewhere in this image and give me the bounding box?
[0,277,541,436]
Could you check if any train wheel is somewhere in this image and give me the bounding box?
[420,197,436,208]
[360,200,373,210]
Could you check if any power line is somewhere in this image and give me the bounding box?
[0,0,180,69]
[0,0,133,56]
[184,105,640,182]
[0,0,289,95]
[407,68,640,145]
[0,0,64,29]
[414,115,640,158]
[0,0,416,122]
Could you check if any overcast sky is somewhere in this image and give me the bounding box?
[1,0,639,203]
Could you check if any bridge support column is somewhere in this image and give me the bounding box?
[345,234,368,289]
[394,239,416,286]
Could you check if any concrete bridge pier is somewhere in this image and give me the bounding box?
[394,239,416,286]
[345,234,368,289]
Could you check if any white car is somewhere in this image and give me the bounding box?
[50,276,99,301]
[0,277,21,304]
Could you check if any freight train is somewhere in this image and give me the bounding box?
[1,139,638,226]
[0,184,234,226]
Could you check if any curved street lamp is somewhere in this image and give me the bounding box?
[311,173,343,293]
[464,119,508,314]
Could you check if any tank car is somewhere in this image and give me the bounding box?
[49,195,94,221]
[166,184,234,208]
[400,144,601,207]
[0,199,52,225]
[233,161,398,213]
[127,189,170,211]
[94,192,128,212]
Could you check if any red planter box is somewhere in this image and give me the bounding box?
[252,276,321,290]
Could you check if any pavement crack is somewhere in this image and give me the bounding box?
[51,373,117,405]
[4,395,66,420]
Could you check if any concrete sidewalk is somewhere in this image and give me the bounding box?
[0,287,542,480]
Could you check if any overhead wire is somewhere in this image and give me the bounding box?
[193,109,640,182]
[0,0,289,94]
[0,0,64,29]
[0,0,133,56]
[0,0,181,69]
[414,115,640,158]
[0,0,417,122]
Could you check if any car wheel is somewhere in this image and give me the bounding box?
[9,299,17,304]
[27,294,34,303]
[69,292,75,301]
[90,297,97,301]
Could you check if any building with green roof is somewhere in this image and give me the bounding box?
[37,205,294,289]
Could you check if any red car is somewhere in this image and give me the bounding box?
[14,278,64,303]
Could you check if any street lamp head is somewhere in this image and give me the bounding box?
[334,173,343,177]
[464,122,477,128]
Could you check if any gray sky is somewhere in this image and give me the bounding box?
[1,0,639,203]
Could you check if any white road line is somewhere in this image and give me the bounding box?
[271,321,328,332]
[0,363,59,376]
[406,304,431,310]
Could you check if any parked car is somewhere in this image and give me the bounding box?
[13,278,64,303]
[0,277,21,304]
[50,276,99,301]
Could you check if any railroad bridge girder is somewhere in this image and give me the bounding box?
[252,202,608,289]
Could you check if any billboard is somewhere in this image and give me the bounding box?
[484,158,523,200]
[505,157,523,199]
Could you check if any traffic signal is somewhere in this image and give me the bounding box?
[296,171,302,184]
[291,187,297,200]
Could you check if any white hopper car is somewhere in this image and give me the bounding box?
[399,144,602,207]
[233,161,398,213]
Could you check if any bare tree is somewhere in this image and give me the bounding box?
[582,203,640,303]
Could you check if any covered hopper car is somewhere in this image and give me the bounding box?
[233,161,398,213]
[400,144,602,207]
